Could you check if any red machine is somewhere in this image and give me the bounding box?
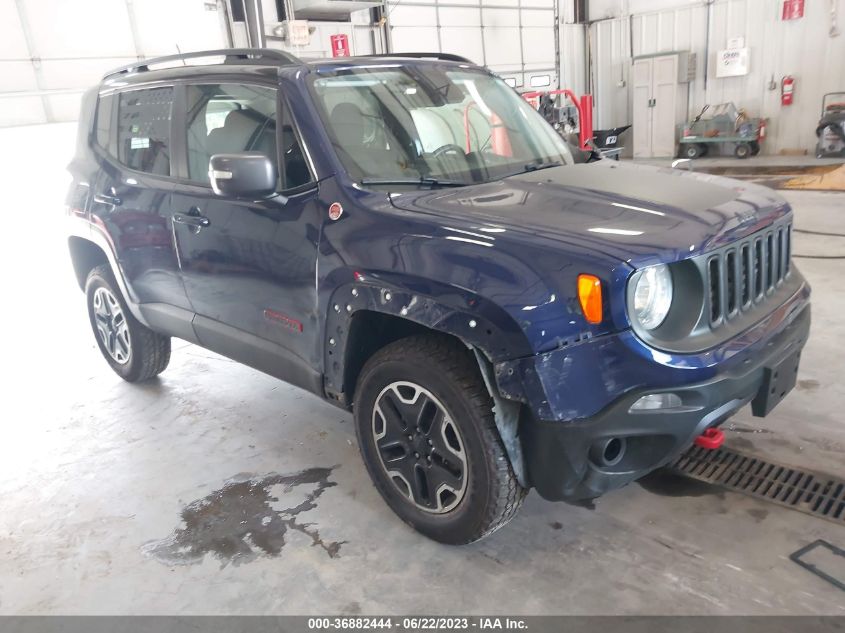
[522,89,594,150]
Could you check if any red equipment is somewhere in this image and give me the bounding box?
[522,89,594,150]
[781,75,795,106]
[694,428,725,450]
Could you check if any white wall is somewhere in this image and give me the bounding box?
[1,0,578,127]
[0,0,227,127]
[590,0,845,154]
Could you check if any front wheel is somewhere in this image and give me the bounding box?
[354,335,526,544]
[682,143,702,159]
[85,264,171,382]
[735,142,752,159]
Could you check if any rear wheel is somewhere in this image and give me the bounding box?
[354,335,525,544]
[85,265,171,382]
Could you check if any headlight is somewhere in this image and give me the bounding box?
[632,264,673,330]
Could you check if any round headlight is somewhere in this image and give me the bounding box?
[632,264,673,330]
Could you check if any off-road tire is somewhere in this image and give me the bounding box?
[354,334,526,544]
[85,264,171,382]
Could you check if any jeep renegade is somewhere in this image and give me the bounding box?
[66,49,811,543]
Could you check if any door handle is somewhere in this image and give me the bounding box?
[173,210,210,228]
[94,193,122,206]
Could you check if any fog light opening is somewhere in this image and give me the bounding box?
[590,437,627,467]
[629,392,683,412]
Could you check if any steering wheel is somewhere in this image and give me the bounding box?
[431,144,466,158]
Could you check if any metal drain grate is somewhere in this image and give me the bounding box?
[669,446,845,525]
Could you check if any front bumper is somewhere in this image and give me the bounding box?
[518,297,811,502]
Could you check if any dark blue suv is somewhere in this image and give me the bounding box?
[67,49,810,543]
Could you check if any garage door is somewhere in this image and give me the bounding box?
[388,0,558,90]
[0,0,227,127]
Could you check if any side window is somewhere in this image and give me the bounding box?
[95,93,113,150]
[117,87,173,176]
[184,83,313,190]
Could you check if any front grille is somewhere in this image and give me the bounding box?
[706,223,792,328]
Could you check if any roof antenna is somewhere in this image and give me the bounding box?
[175,44,187,65]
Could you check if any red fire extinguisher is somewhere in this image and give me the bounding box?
[781,75,795,106]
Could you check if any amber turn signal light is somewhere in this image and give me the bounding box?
[578,274,603,324]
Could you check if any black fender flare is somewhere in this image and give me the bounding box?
[67,215,150,327]
[323,275,533,487]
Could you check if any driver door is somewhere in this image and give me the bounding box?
[171,82,323,392]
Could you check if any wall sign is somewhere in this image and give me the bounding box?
[716,47,750,78]
[782,0,805,20]
[330,34,350,58]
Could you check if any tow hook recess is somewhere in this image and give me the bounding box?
[694,427,725,450]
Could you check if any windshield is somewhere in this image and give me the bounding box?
[307,66,574,187]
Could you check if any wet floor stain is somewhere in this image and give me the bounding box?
[142,467,345,567]
[797,379,820,392]
[637,469,726,499]
[726,436,756,452]
[746,508,768,522]
[726,425,773,435]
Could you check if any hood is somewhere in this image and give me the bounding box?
[388,161,790,268]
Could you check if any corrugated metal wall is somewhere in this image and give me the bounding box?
[591,0,845,154]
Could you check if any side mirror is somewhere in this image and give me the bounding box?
[208,153,278,198]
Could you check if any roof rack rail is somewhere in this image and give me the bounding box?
[366,52,475,64]
[103,48,301,81]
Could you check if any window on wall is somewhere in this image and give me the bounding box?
[184,83,312,190]
[230,0,245,22]
[117,87,174,176]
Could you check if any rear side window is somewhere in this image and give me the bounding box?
[95,94,113,150]
[117,87,174,176]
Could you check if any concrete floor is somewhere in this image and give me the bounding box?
[1,124,844,615]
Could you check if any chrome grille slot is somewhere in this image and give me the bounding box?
[708,257,721,324]
[741,243,751,306]
[701,221,792,332]
[726,250,737,315]
[785,225,792,274]
[766,233,775,292]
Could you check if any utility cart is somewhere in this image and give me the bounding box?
[678,103,766,159]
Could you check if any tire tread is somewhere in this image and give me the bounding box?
[356,334,526,543]
[87,264,171,382]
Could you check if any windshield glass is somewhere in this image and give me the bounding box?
[307,66,574,187]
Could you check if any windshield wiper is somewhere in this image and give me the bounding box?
[522,161,563,172]
[500,161,564,180]
[360,177,468,188]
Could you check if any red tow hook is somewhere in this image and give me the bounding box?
[694,428,725,450]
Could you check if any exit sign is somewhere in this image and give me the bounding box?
[782,0,804,20]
